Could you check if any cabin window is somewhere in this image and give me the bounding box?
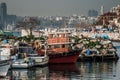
[62,44,65,48]
[54,45,60,48]
[50,34,53,38]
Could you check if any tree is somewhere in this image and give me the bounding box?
[15,17,40,43]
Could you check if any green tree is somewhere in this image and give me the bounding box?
[15,17,40,43]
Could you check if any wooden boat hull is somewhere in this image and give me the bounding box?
[48,50,81,64]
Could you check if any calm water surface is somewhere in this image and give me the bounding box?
[7,42,120,80]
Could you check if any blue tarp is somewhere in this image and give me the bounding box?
[91,33,110,40]
[87,49,92,55]
[101,33,110,39]
[4,39,9,43]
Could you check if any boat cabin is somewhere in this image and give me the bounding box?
[47,32,73,53]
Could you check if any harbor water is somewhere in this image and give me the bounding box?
[4,42,120,80]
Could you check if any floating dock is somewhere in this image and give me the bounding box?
[78,54,119,62]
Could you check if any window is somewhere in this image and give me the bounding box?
[54,45,60,48]
[62,44,65,48]
[50,34,53,38]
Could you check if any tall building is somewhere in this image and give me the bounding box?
[101,6,104,15]
[88,9,98,17]
[0,2,7,30]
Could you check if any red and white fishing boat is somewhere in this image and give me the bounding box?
[37,32,82,64]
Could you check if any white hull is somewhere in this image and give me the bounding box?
[0,60,10,77]
[30,56,49,66]
[12,59,34,69]
[12,63,33,68]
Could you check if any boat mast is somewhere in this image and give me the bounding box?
[0,50,1,60]
[44,37,47,57]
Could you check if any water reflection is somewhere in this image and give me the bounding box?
[6,61,120,80]
[11,68,35,80]
[9,66,49,80]
[48,63,81,80]
[78,61,118,80]
[6,42,120,80]
[8,63,81,80]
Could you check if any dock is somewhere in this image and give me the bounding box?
[78,54,119,62]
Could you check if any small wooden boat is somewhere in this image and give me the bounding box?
[12,40,49,67]
[11,49,35,68]
[28,54,49,66]
[12,59,34,68]
[27,44,49,66]
[11,58,35,69]
[78,47,119,61]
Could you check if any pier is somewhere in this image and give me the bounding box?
[78,54,119,62]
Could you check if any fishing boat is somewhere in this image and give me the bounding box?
[28,53,49,66]
[37,32,82,64]
[11,42,35,69]
[14,41,49,67]
[78,37,119,61]
[11,55,35,69]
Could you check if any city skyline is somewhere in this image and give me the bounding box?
[1,0,120,16]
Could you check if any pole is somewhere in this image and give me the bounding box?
[44,39,47,57]
[0,50,1,60]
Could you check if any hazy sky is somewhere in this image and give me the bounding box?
[1,0,120,16]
